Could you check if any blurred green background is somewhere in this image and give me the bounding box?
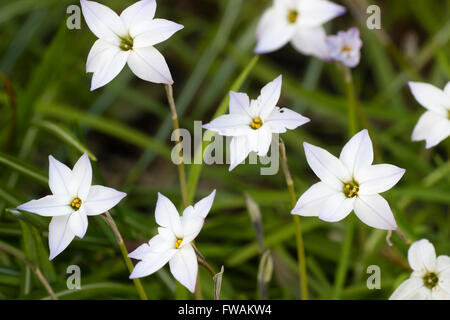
[0,0,449,299]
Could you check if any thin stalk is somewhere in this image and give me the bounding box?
[193,245,216,277]
[333,66,358,299]
[0,241,57,300]
[279,138,308,300]
[164,84,188,208]
[101,212,148,300]
[164,84,203,300]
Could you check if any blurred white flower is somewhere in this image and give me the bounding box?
[80,0,183,90]
[390,239,450,300]
[409,82,450,149]
[254,0,346,58]
[129,190,216,293]
[17,153,126,260]
[292,129,405,230]
[326,27,362,68]
[202,75,310,171]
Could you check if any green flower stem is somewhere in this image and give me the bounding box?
[193,244,216,277]
[333,65,358,300]
[101,212,148,300]
[164,84,189,208]
[0,241,57,300]
[279,138,308,300]
[164,84,204,300]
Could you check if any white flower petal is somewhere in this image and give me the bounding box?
[409,82,449,116]
[291,182,338,216]
[411,111,443,142]
[86,39,115,73]
[120,0,156,31]
[265,106,310,133]
[408,239,437,272]
[192,190,216,219]
[297,0,346,27]
[69,153,92,201]
[389,277,427,300]
[436,255,450,274]
[202,114,252,136]
[339,129,373,176]
[424,117,450,149]
[129,249,177,279]
[17,195,73,217]
[229,135,250,171]
[48,215,75,260]
[128,242,152,260]
[255,126,273,157]
[353,194,397,230]
[169,244,198,293]
[84,185,126,216]
[255,75,282,120]
[133,19,184,48]
[127,46,173,84]
[254,8,295,54]
[303,142,351,190]
[318,192,354,222]
[229,91,251,117]
[89,47,129,91]
[155,193,183,237]
[80,0,126,43]
[48,155,72,196]
[357,164,405,195]
[444,81,450,96]
[129,235,174,259]
[68,207,88,238]
[291,26,329,59]
[431,288,450,300]
[180,215,204,246]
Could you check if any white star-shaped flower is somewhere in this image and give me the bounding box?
[17,153,126,260]
[390,239,450,300]
[202,75,310,171]
[409,81,450,149]
[80,0,183,90]
[129,190,216,293]
[254,0,346,57]
[325,27,362,68]
[292,129,405,230]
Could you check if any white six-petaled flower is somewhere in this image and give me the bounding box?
[325,27,362,68]
[409,81,450,149]
[202,75,310,171]
[80,0,183,90]
[129,190,216,293]
[254,0,346,58]
[291,129,405,230]
[390,239,450,300]
[17,153,126,260]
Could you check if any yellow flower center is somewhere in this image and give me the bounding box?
[341,45,352,52]
[71,197,82,211]
[174,239,183,249]
[423,272,439,289]
[120,34,134,51]
[250,117,263,130]
[287,10,299,24]
[343,182,359,198]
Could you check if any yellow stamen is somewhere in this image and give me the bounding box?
[343,182,359,198]
[342,45,352,52]
[174,239,183,249]
[71,197,82,211]
[120,34,134,51]
[287,10,298,24]
[250,117,263,130]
